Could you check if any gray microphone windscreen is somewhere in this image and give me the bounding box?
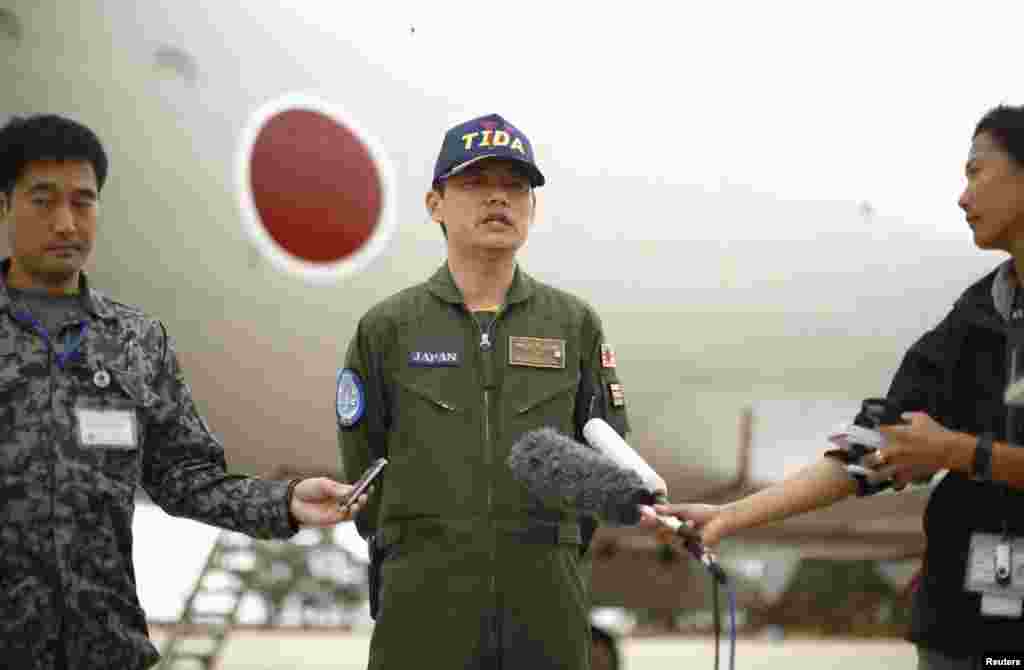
[507,427,655,525]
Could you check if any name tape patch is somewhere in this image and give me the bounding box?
[509,336,565,369]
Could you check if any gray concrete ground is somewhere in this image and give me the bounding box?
[151,631,917,669]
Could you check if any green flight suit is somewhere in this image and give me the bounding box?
[338,264,629,669]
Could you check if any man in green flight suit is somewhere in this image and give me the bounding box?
[338,113,630,669]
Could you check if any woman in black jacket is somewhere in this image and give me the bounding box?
[650,104,1024,669]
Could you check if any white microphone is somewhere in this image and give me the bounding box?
[581,419,726,583]
[583,418,667,496]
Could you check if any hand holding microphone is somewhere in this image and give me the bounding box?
[578,418,686,533]
[640,503,729,548]
[579,418,731,582]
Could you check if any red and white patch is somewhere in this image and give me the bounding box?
[608,383,626,407]
[600,344,617,369]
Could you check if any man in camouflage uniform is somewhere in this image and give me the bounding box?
[338,114,630,669]
[0,114,367,670]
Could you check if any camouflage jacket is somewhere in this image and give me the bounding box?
[0,262,297,670]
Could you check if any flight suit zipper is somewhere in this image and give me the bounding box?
[471,306,502,659]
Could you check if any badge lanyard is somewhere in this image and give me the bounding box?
[14,310,90,370]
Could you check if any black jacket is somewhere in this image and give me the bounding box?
[887,267,1024,656]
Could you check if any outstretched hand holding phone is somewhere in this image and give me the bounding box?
[288,460,386,528]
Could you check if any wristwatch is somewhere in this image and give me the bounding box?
[971,432,994,482]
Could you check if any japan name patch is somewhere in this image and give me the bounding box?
[336,368,366,428]
[600,343,617,368]
[409,351,460,367]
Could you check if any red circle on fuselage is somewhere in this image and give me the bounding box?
[248,108,382,263]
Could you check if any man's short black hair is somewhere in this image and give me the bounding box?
[0,114,108,198]
[974,104,1024,168]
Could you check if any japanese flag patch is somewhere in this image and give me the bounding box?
[600,343,617,369]
[336,368,366,428]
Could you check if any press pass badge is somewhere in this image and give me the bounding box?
[76,408,137,449]
[965,532,1024,617]
[336,368,365,428]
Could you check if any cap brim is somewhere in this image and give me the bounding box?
[441,154,545,187]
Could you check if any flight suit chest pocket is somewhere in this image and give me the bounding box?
[394,375,462,419]
[516,376,579,415]
[502,325,580,434]
[389,373,466,478]
[508,372,580,437]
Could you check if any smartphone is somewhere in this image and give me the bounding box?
[341,458,388,511]
[858,398,906,428]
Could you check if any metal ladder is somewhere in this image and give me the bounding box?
[155,527,368,669]
[154,531,255,670]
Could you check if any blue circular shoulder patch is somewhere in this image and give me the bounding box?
[336,368,365,428]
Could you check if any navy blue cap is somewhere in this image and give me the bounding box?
[432,113,545,188]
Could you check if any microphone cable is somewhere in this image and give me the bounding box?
[713,572,720,670]
[708,564,736,670]
[652,505,736,670]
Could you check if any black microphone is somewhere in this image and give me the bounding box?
[507,427,728,584]
[507,427,654,525]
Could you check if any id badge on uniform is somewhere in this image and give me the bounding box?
[964,532,1024,617]
[75,407,138,449]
